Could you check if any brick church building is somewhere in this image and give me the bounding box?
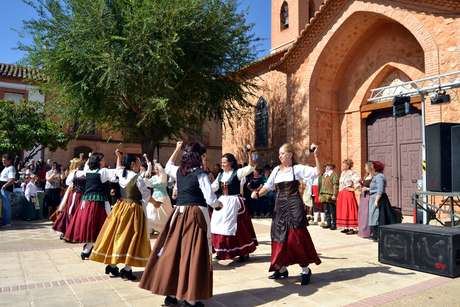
[223,0,460,215]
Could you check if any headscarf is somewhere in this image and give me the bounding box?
[372,161,385,173]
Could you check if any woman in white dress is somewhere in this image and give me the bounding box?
[145,160,174,235]
[210,147,258,262]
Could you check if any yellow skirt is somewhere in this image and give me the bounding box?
[90,199,151,267]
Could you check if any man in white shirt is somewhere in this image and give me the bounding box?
[25,174,40,203]
[1,154,16,226]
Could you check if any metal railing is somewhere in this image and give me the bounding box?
[368,70,460,103]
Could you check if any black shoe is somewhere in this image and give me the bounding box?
[301,269,312,285]
[268,270,289,280]
[330,226,337,230]
[59,233,64,240]
[322,224,330,229]
[163,296,178,306]
[120,268,136,281]
[105,265,120,277]
[340,229,349,233]
[346,229,357,235]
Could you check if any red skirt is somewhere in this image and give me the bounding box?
[53,191,82,234]
[336,190,358,228]
[311,185,320,205]
[270,228,321,271]
[212,202,258,260]
[63,200,107,243]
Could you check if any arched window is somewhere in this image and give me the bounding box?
[255,98,269,148]
[280,1,289,29]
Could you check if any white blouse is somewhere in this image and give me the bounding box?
[45,170,61,189]
[65,170,77,186]
[165,161,218,207]
[264,164,318,191]
[211,165,255,192]
[339,169,361,190]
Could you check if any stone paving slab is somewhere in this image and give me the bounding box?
[0,219,458,306]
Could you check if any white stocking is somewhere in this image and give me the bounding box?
[313,212,319,222]
[301,266,310,275]
[83,243,93,253]
[320,212,326,222]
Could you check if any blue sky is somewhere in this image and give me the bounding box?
[0,0,271,64]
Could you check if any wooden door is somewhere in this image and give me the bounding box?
[396,113,422,214]
[366,110,422,215]
[367,111,398,206]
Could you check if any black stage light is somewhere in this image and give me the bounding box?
[393,95,410,117]
[430,90,451,104]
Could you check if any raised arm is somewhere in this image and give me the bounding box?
[165,141,183,179]
[115,149,122,169]
[312,145,320,176]
[144,154,152,178]
[168,141,183,166]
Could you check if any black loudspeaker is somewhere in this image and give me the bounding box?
[379,224,460,277]
[426,123,458,192]
[452,126,460,192]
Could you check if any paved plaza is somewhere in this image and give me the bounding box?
[0,219,459,307]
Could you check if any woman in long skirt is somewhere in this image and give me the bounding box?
[210,148,258,262]
[145,160,174,235]
[90,151,151,280]
[368,161,395,241]
[251,143,321,285]
[139,141,222,307]
[358,162,373,238]
[336,159,361,235]
[64,153,117,259]
[53,158,85,237]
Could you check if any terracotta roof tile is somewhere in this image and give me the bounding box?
[0,63,44,81]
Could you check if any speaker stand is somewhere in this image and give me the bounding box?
[414,191,460,227]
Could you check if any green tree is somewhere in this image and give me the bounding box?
[0,100,68,161]
[21,0,258,154]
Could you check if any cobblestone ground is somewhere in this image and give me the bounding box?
[0,219,458,307]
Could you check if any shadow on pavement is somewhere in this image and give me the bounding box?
[209,266,415,306]
[0,220,52,231]
[212,254,272,270]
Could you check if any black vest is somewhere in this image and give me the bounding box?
[217,170,240,197]
[84,172,105,196]
[73,177,86,193]
[176,168,206,207]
